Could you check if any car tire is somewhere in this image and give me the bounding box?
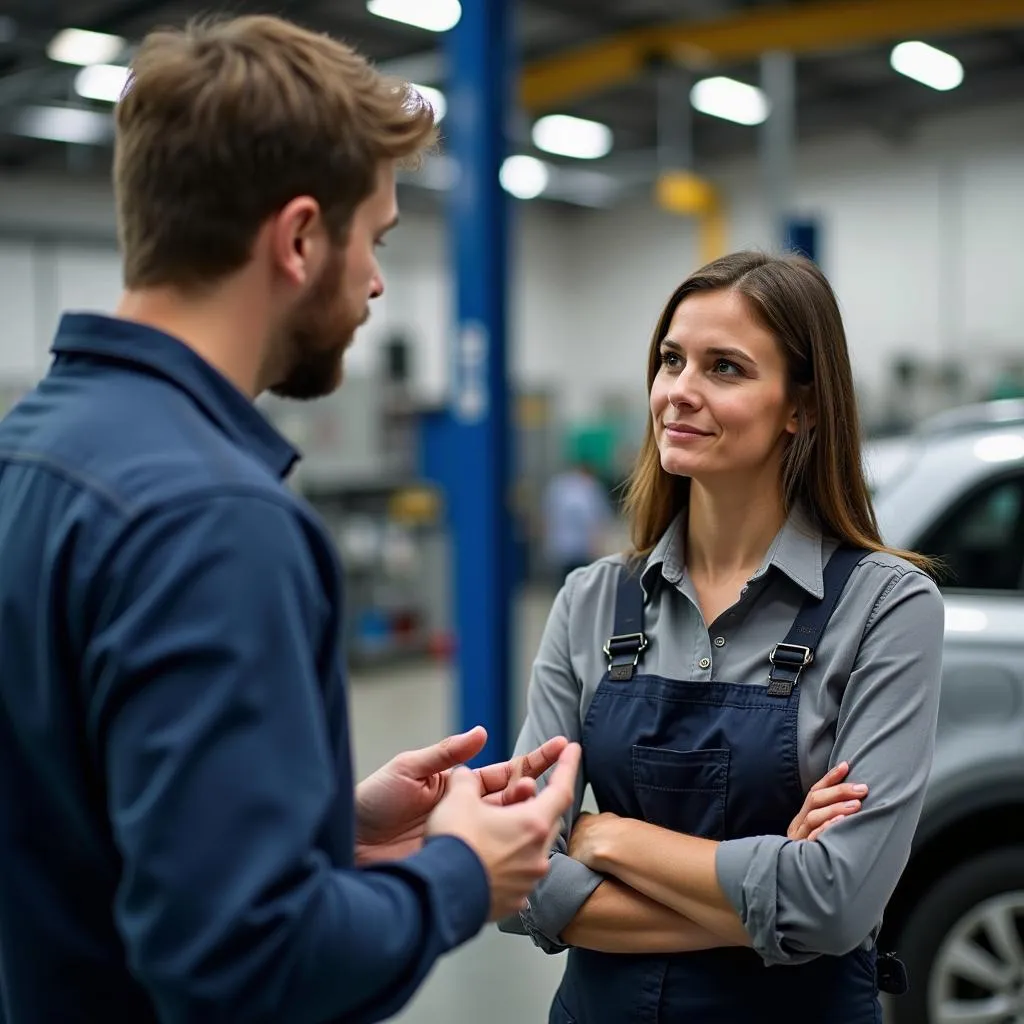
[890,846,1024,1024]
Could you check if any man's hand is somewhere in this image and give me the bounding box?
[427,743,581,921]
[355,726,569,865]
[787,761,868,841]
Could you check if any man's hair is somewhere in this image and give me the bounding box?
[113,14,437,290]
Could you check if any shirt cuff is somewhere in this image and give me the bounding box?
[716,834,815,966]
[518,852,604,954]
[400,836,491,952]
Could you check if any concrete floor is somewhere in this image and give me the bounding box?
[347,585,567,1024]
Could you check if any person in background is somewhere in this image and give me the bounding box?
[542,460,616,583]
[0,15,580,1024]
[502,251,944,1023]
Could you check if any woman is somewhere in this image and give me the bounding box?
[505,252,944,1023]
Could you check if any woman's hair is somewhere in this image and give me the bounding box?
[622,251,935,573]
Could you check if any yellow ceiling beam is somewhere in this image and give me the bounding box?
[520,0,1024,111]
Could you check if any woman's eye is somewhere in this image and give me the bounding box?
[713,359,741,376]
[661,351,681,368]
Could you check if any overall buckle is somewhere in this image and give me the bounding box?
[604,632,648,681]
[767,643,813,697]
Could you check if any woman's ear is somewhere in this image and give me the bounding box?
[786,385,816,436]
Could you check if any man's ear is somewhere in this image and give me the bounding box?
[271,196,324,287]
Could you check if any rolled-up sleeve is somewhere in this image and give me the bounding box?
[715,567,944,965]
[496,573,604,953]
[85,493,489,1024]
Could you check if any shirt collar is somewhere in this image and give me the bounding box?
[51,312,299,480]
[641,502,826,599]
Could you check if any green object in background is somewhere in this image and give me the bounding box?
[988,374,1024,401]
[567,423,617,476]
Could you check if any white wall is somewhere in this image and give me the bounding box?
[566,99,1024,422]
[1,96,1022,421]
[0,175,574,406]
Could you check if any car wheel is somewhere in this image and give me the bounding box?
[891,847,1024,1024]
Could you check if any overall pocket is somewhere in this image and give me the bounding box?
[632,745,729,838]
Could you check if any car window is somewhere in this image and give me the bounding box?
[917,473,1024,591]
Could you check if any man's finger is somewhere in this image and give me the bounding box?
[399,726,488,778]
[475,736,569,796]
[533,744,581,819]
[516,736,570,781]
[502,777,537,806]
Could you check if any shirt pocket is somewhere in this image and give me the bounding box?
[631,745,730,839]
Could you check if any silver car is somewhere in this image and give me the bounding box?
[867,399,1024,1024]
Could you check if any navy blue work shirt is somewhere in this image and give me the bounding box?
[0,313,489,1024]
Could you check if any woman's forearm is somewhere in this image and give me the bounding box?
[591,820,751,947]
[561,878,745,954]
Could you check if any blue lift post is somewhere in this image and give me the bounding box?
[440,0,514,765]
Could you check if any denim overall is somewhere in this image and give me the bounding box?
[550,547,906,1024]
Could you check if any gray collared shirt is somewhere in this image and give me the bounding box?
[501,507,944,966]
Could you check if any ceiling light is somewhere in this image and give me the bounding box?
[47,27,125,66]
[74,64,130,103]
[12,106,113,145]
[499,155,548,200]
[690,76,770,126]
[367,0,461,32]
[531,114,613,160]
[890,41,964,91]
[0,16,16,44]
[412,83,446,121]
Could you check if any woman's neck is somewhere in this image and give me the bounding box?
[685,477,788,586]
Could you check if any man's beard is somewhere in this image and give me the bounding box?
[270,253,367,401]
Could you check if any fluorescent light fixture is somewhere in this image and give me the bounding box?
[973,433,1024,464]
[412,83,446,121]
[12,105,113,145]
[74,64,130,103]
[367,0,461,32]
[944,607,988,633]
[690,76,770,126]
[531,114,613,160]
[890,41,963,91]
[500,155,549,200]
[47,27,125,66]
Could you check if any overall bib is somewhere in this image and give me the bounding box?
[549,547,905,1024]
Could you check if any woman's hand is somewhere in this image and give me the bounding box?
[568,811,620,870]
[566,761,866,869]
[787,761,868,841]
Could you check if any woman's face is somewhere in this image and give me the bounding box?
[650,288,799,485]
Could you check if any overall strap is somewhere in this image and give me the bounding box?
[604,564,648,681]
[767,546,869,698]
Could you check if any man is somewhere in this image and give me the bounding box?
[0,14,578,1024]
[542,460,615,582]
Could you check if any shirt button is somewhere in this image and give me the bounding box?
[714,636,726,648]
[699,657,711,670]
